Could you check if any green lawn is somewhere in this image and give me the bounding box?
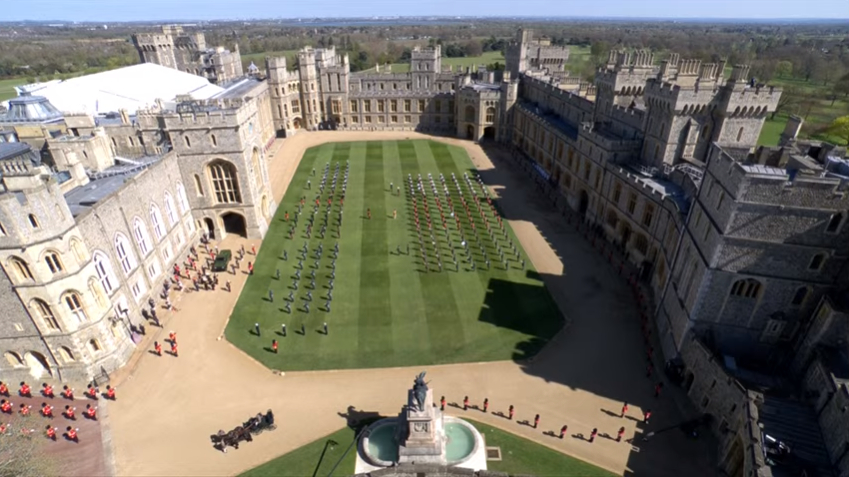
[0,77,27,102]
[241,49,301,70]
[239,419,615,477]
[225,140,563,371]
[370,51,506,73]
[758,114,788,146]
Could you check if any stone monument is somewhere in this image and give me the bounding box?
[398,371,444,463]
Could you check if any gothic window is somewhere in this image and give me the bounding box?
[208,161,242,204]
[93,251,117,295]
[164,193,177,225]
[465,106,475,122]
[10,257,33,281]
[4,352,23,367]
[58,347,75,363]
[627,193,637,215]
[31,299,60,330]
[791,287,809,306]
[633,234,649,255]
[89,339,102,353]
[133,217,152,256]
[350,100,358,113]
[71,239,85,263]
[251,148,262,187]
[193,174,205,197]
[114,233,137,275]
[730,279,761,298]
[809,253,825,271]
[826,212,844,233]
[485,107,495,123]
[63,292,88,322]
[642,205,655,228]
[45,252,63,274]
[89,278,107,309]
[176,182,190,213]
[150,204,165,241]
[28,214,39,228]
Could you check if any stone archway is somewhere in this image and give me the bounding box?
[24,351,52,379]
[293,117,302,130]
[483,126,495,140]
[221,212,247,238]
[204,218,216,240]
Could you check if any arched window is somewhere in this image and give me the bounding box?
[89,278,107,309]
[4,351,23,367]
[465,105,475,122]
[44,251,63,274]
[164,193,177,226]
[114,233,137,275]
[70,239,86,263]
[207,161,242,204]
[176,182,190,213]
[28,214,39,228]
[150,204,165,241]
[210,134,217,147]
[92,251,117,295]
[485,107,495,123]
[89,339,101,353]
[826,212,844,233]
[63,292,88,322]
[737,127,744,142]
[809,253,826,271]
[58,346,75,362]
[184,135,192,148]
[193,174,204,197]
[31,299,60,331]
[730,279,761,298]
[791,287,810,306]
[133,217,152,256]
[251,148,262,187]
[9,257,33,281]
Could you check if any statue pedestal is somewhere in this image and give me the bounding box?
[398,389,444,463]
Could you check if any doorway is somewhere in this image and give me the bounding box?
[293,117,302,129]
[203,218,216,240]
[483,126,495,140]
[222,212,247,237]
[466,124,474,140]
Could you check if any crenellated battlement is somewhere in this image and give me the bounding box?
[411,45,441,60]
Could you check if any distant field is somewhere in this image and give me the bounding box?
[241,49,300,70]
[0,77,27,102]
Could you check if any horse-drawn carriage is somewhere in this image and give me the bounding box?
[210,409,276,453]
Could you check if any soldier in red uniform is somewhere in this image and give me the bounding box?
[559,425,568,439]
[85,384,98,400]
[19,381,32,397]
[41,403,54,418]
[84,404,97,420]
[440,396,446,411]
[105,386,116,400]
[42,383,55,398]
[617,426,626,442]
[63,405,76,420]
[0,381,8,397]
[45,425,57,440]
[534,414,540,429]
[171,341,178,357]
[508,405,515,420]
[154,341,162,356]
[62,385,74,400]
[65,426,79,443]
[0,400,11,414]
[483,398,489,413]
[621,402,629,418]
[19,403,30,416]
[272,340,278,354]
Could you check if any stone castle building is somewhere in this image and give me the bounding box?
[2,26,849,477]
[132,25,244,85]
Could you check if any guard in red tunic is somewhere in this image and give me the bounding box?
[272,340,278,354]
[105,386,116,400]
[621,402,629,418]
[45,425,57,440]
[42,383,55,398]
[483,398,489,413]
[63,405,76,420]
[248,261,254,275]
[171,341,178,357]
[0,399,11,414]
[617,426,625,442]
[19,381,32,397]
[62,385,74,400]
[65,426,79,443]
[0,381,8,397]
[463,396,469,411]
[41,403,54,418]
[559,425,568,439]
[508,405,514,420]
[154,341,162,356]
[19,403,30,416]
[440,396,446,411]
[84,404,97,420]
[534,414,540,429]
[85,384,98,400]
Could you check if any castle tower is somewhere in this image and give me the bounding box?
[131,26,178,70]
[498,71,519,144]
[411,45,441,91]
[593,49,656,123]
[710,65,782,152]
[505,29,532,78]
[298,48,323,129]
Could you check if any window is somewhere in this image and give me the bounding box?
[115,233,137,275]
[736,127,744,142]
[45,252,63,274]
[184,135,191,148]
[133,218,152,256]
[391,115,398,123]
[32,299,60,330]
[291,100,300,114]
[0,221,5,236]
[10,257,33,281]
[606,209,618,227]
[131,277,146,302]
[642,205,655,228]
[162,242,173,262]
[826,212,844,233]
[28,214,39,228]
[350,100,358,113]
[634,234,649,255]
[730,279,761,298]
[251,148,262,187]
[64,292,87,322]
[627,193,637,215]
[485,107,495,123]
[186,217,196,233]
[150,205,165,241]
[210,134,217,147]
[404,100,411,112]
[176,228,185,246]
[377,116,385,124]
[809,253,825,271]
[58,347,75,363]
[351,116,359,124]
[364,101,371,113]
[176,182,190,213]
[405,115,411,123]
[419,100,426,112]
[331,101,340,114]
[70,239,85,263]
[147,259,161,280]
[378,100,385,113]
[435,100,442,112]
[89,278,106,308]
[701,125,710,139]
[208,161,242,204]
[93,251,117,295]
[5,352,23,367]
[717,192,725,211]
[89,339,101,353]
[465,105,475,122]
[164,193,177,225]
[390,100,397,112]
[791,287,809,306]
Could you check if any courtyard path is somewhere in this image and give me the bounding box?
[106,132,714,477]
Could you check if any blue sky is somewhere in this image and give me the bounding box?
[6,0,848,22]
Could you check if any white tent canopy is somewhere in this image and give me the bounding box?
[7,63,225,116]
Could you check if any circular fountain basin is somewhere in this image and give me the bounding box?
[365,421,399,463]
[444,421,476,463]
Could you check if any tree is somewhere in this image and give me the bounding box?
[590,41,611,65]
[464,40,482,58]
[775,60,793,78]
[834,72,849,98]
[771,86,803,119]
[827,116,849,145]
